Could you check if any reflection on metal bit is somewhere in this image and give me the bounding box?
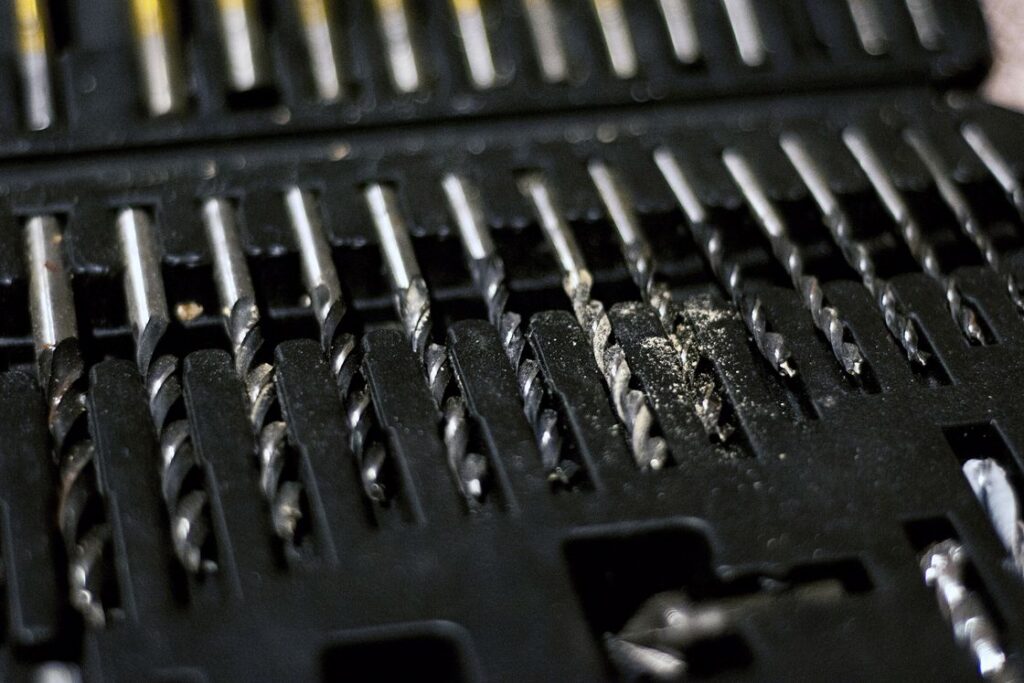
[117,208,170,376]
[25,216,77,389]
[451,0,498,89]
[962,122,1024,218]
[130,0,187,117]
[846,0,888,56]
[521,0,568,83]
[905,0,943,51]
[721,0,766,67]
[591,0,638,79]
[963,458,1024,575]
[656,0,701,65]
[13,0,55,130]
[374,0,422,94]
[214,0,271,92]
[295,0,344,102]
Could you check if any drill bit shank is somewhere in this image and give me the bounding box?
[590,0,638,79]
[129,0,187,117]
[521,0,569,83]
[451,0,498,90]
[295,0,344,102]
[215,0,271,92]
[13,0,55,130]
[374,0,422,94]
[656,0,700,65]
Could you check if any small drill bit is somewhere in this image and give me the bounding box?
[451,0,498,90]
[846,0,888,56]
[295,0,344,103]
[129,0,188,117]
[518,172,669,471]
[374,0,422,94]
[781,132,929,366]
[364,182,489,502]
[905,0,943,51]
[723,149,865,376]
[214,0,271,93]
[720,0,766,67]
[656,0,700,65]
[653,147,797,377]
[13,0,55,130]
[587,160,732,441]
[962,458,1024,576]
[590,0,638,79]
[118,208,215,574]
[843,127,986,344]
[442,173,580,485]
[962,122,1024,224]
[521,0,569,84]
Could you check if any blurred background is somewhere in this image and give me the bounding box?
[982,0,1024,111]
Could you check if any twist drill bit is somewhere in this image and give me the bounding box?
[521,0,569,84]
[295,0,344,103]
[962,458,1024,576]
[590,0,638,79]
[587,160,732,441]
[129,0,187,117]
[723,149,865,376]
[442,173,579,485]
[202,198,304,540]
[656,0,700,65]
[843,127,986,344]
[518,172,669,471]
[25,215,111,627]
[285,187,391,502]
[846,0,887,56]
[214,0,271,93]
[365,183,489,501]
[961,122,1024,218]
[721,0,766,67]
[905,0,943,51]
[451,0,498,90]
[654,147,797,377]
[374,0,422,94]
[781,133,929,366]
[118,208,214,574]
[13,0,55,130]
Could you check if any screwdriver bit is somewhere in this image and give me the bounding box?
[129,0,188,117]
[13,0,55,130]
[365,182,489,503]
[295,0,344,103]
[590,0,638,79]
[656,0,700,65]
[721,0,766,67]
[520,0,569,84]
[214,0,271,93]
[518,171,669,471]
[374,0,422,94]
[654,147,797,377]
[451,0,498,90]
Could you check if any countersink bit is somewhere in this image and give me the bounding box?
[118,208,215,574]
[518,172,669,471]
[451,0,498,90]
[846,0,887,56]
[720,0,766,67]
[374,0,422,94]
[656,0,700,65]
[843,127,986,344]
[13,0,55,130]
[364,183,489,502]
[295,0,344,103]
[781,133,929,366]
[442,173,579,485]
[587,160,732,442]
[905,0,943,51]
[521,0,568,84]
[590,0,638,79]
[961,122,1024,218]
[25,215,111,627]
[653,147,797,377]
[214,0,271,93]
[129,0,188,117]
[723,149,865,376]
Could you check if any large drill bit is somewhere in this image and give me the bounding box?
[590,0,638,79]
[374,0,422,94]
[450,0,498,90]
[587,160,732,441]
[13,0,55,130]
[25,215,110,627]
[295,0,344,103]
[214,0,271,93]
[129,0,188,117]
[520,0,569,84]
[780,132,929,366]
[961,122,1024,218]
[364,183,489,502]
[653,147,797,377]
[843,127,985,344]
[118,208,214,574]
[518,172,669,470]
[723,149,865,376]
[656,0,700,65]
[442,173,579,485]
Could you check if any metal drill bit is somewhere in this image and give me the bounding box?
[118,208,215,573]
[518,172,669,471]
[843,127,986,344]
[962,122,1024,222]
[905,0,943,51]
[656,0,700,65]
[590,0,638,79]
[587,160,732,441]
[781,132,929,366]
[214,0,271,92]
[846,0,888,56]
[451,0,498,90]
[364,182,489,501]
[962,458,1024,576]
[374,0,422,94]
[721,0,766,67]
[723,149,865,376]
[295,0,344,102]
[653,147,797,377]
[129,0,188,117]
[521,0,569,84]
[905,128,1024,314]
[13,0,55,130]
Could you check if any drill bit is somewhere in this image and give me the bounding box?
[442,173,580,485]
[905,0,943,51]
[214,0,271,93]
[590,0,638,79]
[25,215,111,627]
[364,183,489,502]
[843,127,986,344]
[653,147,797,377]
[904,128,1024,315]
[961,122,1024,218]
[129,0,188,117]
[285,187,391,502]
[720,0,766,67]
[723,149,865,376]
[374,0,422,94]
[451,0,498,90]
[846,0,888,56]
[295,0,344,103]
[13,0,55,130]
[118,208,215,574]
[656,0,700,65]
[962,458,1024,576]
[202,198,304,540]
[781,132,929,366]
[518,172,669,471]
[521,0,569,84]
[587,160,732,441]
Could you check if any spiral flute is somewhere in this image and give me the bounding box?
[25,215,110,627]
[364,183,489,502]
[653,147,797,377]
[518,171,669,470]
[781,132,929,366]
[843,127,985,344]
[588,160,732,441]
[117,208,214,574]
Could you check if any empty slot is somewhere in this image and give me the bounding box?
[943,422,1017,469]
[321,628,473,682]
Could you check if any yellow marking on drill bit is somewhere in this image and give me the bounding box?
[296,0,328,24]
[130,0,171,39]
[14,0,49,55]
